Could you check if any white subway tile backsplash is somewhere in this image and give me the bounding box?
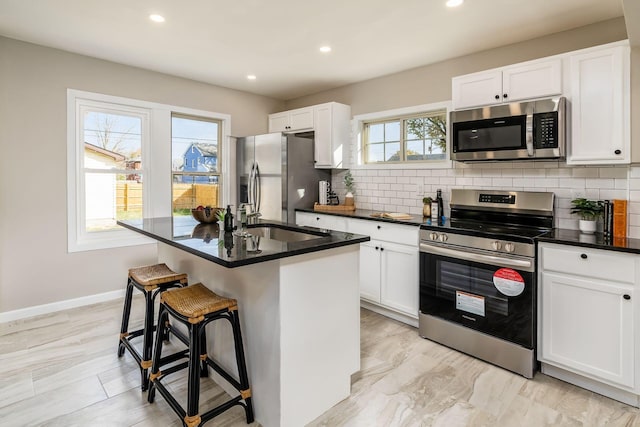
[571,167,599,178]
[586,178,614,189]
[558,178,586,188]
[337,163,636,235]
[598,167,628,179]
[598,189,627,200]
[491,178,513,187]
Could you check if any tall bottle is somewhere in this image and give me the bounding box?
[224,205,234,232]
[431,189,444,224]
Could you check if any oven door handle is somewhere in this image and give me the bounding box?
[420,243,534,272]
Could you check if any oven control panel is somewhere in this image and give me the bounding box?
[420,230,534,258]
[478,194,516,204]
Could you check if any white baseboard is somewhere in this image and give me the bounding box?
[541,362,640,408]
[0,289,125,323]
[360,300,419,328]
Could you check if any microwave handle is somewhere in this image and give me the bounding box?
[525,113,534,156]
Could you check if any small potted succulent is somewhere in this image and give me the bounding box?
[343,170,355,206]
[570,198,603,234]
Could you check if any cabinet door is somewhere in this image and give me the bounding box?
[567,46,629,165]
[539,271,634,388]
[359,241,382,303]
[268,112,290,133]
[314,104,333,168]
[289,107,314,131]
[452,70,502,110]
[502,59,561,102]
[380,242,419,318]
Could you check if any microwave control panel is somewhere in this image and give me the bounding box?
[533,112,558,149]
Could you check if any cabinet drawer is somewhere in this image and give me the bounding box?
[540,244,636,284]
[347,218,418,246]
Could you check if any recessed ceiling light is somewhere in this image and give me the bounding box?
[446,0,463,7]
[247,75,257,80]
[149,14,165,23]
[319,46,332,53]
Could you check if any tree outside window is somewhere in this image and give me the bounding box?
[364,111,446,163]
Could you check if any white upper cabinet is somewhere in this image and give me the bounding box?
[566,44,630,165]
[268,106,314,133]
[269,102,351,169]
[313,102,351,169]
[452,59,562,110]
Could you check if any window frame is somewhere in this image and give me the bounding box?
[67,89,231,252]
[170,113,223,212]
[352,101,452,170]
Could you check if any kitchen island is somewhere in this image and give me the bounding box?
[118,217,369,427]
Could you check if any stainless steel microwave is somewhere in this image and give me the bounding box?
[450,97,566,162]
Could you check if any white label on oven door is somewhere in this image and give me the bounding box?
[456,291,485,317]
[493,268,525,297]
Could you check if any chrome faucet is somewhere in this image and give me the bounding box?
[245,203,262,224]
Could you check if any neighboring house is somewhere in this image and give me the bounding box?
[182,142,218,183]
[84,142,125,221]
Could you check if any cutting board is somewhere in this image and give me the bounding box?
[313,203,356,212]
[371,212,414,220]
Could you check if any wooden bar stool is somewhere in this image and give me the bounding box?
[117,263,188,391]
[148,283,254,427]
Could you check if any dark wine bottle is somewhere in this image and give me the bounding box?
[436,189,444,224]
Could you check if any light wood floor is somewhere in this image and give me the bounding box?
[1,297,639,426]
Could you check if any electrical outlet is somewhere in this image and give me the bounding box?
[417,184,424,195]
[571,190,586,199]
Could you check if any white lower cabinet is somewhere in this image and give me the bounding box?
[347,218,419,324]
[296,212,420,325]
[538,243,639,405]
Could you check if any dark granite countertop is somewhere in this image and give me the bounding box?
[296,207,427,227]
[299,208,640,255]
[118,217,370,268]
[537,228,640,255]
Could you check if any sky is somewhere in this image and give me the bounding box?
[83,111,218,169]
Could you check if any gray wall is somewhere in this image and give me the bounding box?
[0,37,284,313]
[284,18,628,115]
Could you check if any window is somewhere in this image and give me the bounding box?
[68,89,231,252]
[171,114,222,215]
[81,106,146,232]
[362,109,447,164]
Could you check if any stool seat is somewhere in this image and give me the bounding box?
[161,283,237,322]
[129,263,188,289]
[149,282,254,426]
[117,263,187,391]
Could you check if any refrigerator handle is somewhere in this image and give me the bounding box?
[255,163,261,213]
[248,162,255,206]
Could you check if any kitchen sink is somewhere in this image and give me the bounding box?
[247,225,328,242]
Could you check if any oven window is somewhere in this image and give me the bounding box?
[437,260,508,316]
[419,251,534,348]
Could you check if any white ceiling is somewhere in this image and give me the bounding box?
[0,0,625,100]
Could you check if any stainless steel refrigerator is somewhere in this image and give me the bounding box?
[236,132,331,222]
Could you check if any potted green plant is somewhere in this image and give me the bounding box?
[343,170,355,206]
[570,198,603,234]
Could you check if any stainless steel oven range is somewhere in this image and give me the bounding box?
[419,189,554,378]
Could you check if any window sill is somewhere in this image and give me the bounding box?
[68,229,156,253]
[351,160,453,170]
